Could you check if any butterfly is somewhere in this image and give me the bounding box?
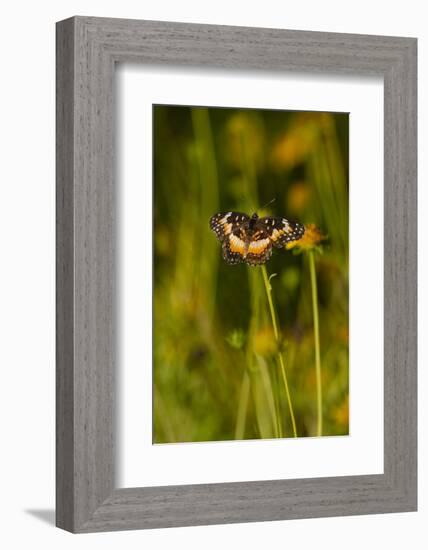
[210,211,305,266]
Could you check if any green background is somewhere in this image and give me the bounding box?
[153,105,349,443]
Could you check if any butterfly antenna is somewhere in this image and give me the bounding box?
[258,198,276,212]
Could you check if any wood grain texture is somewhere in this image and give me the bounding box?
[56,16,417,533]
[56,17,75,532]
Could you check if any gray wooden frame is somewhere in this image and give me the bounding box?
[56,16,417,533]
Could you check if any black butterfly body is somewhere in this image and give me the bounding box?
[210,211,305,266]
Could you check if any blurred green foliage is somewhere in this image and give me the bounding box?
[153,105,349,443]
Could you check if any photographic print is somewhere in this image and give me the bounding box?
[153,105,349,443]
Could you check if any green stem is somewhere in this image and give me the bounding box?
[235,370,250,440]
[271,354,283,439]
[261,266,279,340]
[308,250,323,436]
[190,108,220,324]
[261,265,297,438]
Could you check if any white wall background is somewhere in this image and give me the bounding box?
[0,1,424,548]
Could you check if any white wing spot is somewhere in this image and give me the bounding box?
[220,212,232,224]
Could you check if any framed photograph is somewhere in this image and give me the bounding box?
[56,16,417,532]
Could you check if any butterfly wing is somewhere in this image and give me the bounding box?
[259,217,305,248]
[222,233,247,264]
[223,227,273,265]
[209,212,250,242]
[245,225,273,265]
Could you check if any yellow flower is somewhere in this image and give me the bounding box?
[270,113,324,171]
[287,181,312,215]
[286,223,326,251]
[332,396,349,429]
[253,327,277,356]
[223,113,265,170]
[337,325,349,345]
